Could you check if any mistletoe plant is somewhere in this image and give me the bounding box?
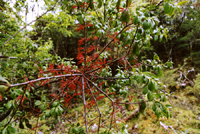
[0,0,180,133]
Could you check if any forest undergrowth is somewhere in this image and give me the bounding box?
[15,65,200,134]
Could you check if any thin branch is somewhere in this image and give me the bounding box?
[104,1,106,22]
[34,78,61,90]
[176,12,185,32]
[35,115,40,134]
[82,76,89,134]
[89,74,129,80]
[86,56,124,73]
[115,100,149,105]
[85,77,114,102]
[84,21,87,69]
[133,57,152,67]
[80,116,99,128]
[156,0,164,7]
[40,69,80,75]
[88,75,129,80]
[113,104,119,132]
[0,109,11,122]
[74,0,80,9]
[94,9,104,29]
[125,58,133,70]
[60,89,76,121]
[55,78,80,131]
[1,3,57,48]
[86,81,101,134]
[83,0,87,70]
[139,42,145,50]
[126,25,139,56]
[85,76,116,131]
[4,86,27,129]
[85,23,137,74]
[96,24,132,60]
[49,77,79,105]
[0,56,17,59]
[10,74,82,88]
[85,24,133,72]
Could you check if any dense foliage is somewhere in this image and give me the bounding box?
[1,0,198,133]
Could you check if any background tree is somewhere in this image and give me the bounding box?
[0,0,189,133]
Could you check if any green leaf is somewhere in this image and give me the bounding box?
[138,29,142,34]
[0,85,9,93]
[152,103,157,111]
[51,102,58,107]
[89,0,94,10]
[0,76,10,85]
[133,44,139,55]
[122,125,125,131]
[144,11,149,17]
[133,16,139,25]
[164,3,170,13]
[139,100,146,114]
[116,0,121,11]
[166,110,171,119]
[147,91,154,101]
[142,86,148,95]
[160,96,166,102]
[137,33,141,39]
[147,66,151,71]
[138,52,142,62]
[125,101,130,110]
[166,61,173,67]
[134,75,143,84]
[34,100,41,106]
[26,123,32,129]
[157,67,163,76]
[159,34,163,42]
[126,0,132,7]
[19,121,25,129]
[6,101,12,109]
[7,126,16,133]
[155,109,161,119]
[143,77,148,84]
[39,105,46,112]
[142,64,146,71]
[164,2,175,16]
[165,104,172,108]
[2,127,7,134]
[168,6,175,16]
[40,114,45,120]
[160,103,168,114]
[154,93,161,98]
[14,88,23,95]
[143,21,149,30]
[177,1,187,6]
[55,107,59,116]
[154,35,158,41]
[148,20,152,29]
[153,54,159,60]
[45,110,50,117]
[97,0,103,8]
[120,9,130,22]
[51,107,57,117]
[148,81,155,91]
[25,118,32,129]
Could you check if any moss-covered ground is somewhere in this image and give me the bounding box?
[15,69,200,134]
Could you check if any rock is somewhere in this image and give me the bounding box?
[187,68,196,81]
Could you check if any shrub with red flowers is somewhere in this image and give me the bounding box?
[0,0,178,133]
